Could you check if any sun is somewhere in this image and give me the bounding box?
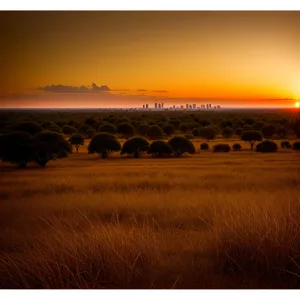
[296,101,300,108]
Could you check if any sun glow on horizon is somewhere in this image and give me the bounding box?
[296,101,300,108]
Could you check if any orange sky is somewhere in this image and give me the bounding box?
[1,11,300,108]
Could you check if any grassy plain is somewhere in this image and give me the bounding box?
[0,138,300,288]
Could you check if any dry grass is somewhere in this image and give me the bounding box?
[0,139,300,288]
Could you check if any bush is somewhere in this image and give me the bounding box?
[116,122,135,138]
[88,133,121,159]
[121,136,149,158]
[292,142,300,150]
[232,143,242,151]
[163,124,175,136]
[200,143,209,151]
[62,125,78,135]
[98,123,117,134]
[221,127,233,138]
[178,123,188,133]
[235,128,243,136]
[146,125,164,140]
[293,116,300,138]
[167,136,195,157]
[137,123,150,136]
[262,124,276,139]
[281,141,292,149]
[241,130,263,150]
[148,141,173,157]
[33,131,73,167]
[68,133,84,153]
[0,131,34,168]
[256,140,278,153]
[213,144,230,152]
[192,127,201,137]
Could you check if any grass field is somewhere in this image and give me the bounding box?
[0,138,300,288]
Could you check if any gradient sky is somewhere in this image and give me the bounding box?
[1,11,300,108]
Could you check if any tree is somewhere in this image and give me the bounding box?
[262,124,276,139]
[163,124,175,136]
[256,140,278,152]
[167,136,195,157]
[252,121,266,131]
[281,141,291,149]
[221,127,233,138]
[276,126,288,139]
[33,131,72,167]
[68,133,84,153]
[137,123,150,136]
[235,128,243,137]
[0,131,34,168]
[168,118,181,129]
[88,133,121,159]
[98,123,117,134]
[148,140,173,157]
[199,127,216,142]
[62,125,78,135]
[147,125,164,140]
[293,116,300,138]
[241,130,263,150]
[200,143,209,151]
[43,122,62,133]
[121,136,149,158]
[178,123,188,133]
[11,121,42,135]
[116,122,135,138]
[292,141,300,150]
[213,144,230,152]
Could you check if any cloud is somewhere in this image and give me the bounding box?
[137,89,148,92]
[38,83,110,93]
[152,90,168,93]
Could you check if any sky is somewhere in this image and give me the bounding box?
[1,11,300,108]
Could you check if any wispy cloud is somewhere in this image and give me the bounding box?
[38,83,110,93]
[152,90,168,93]
[137,89,148,92]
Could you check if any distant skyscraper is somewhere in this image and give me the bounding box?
[155,103,158,109]
[209,104,212,108]
[158,103,161,109]
[217,105,221,109]
[206,104,209,109]
[186,104,189,109]
[161,103,164,108]
[145,104,149,109]
[201,104,205,109]
[213,106,216,109]
[142,104,145,109]
[180,105,184,109]
[193,104,196,109]
[189,105,192,109]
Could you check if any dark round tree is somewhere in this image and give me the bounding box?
[137,123,150,136]
[192,127,201,137]
[199,127,216,142]
[221,127,234,138]
[256,140,278,152]
[116,122,135,138]
[121,136,149,158]
[68,133,84,153]
[163,124,175,136]
[88,132,121,159]
[62,125,78,135]
[292,142,300,150]
[213,144,231,152]
[11,121,42,136]
[232,143,242,151]
[241,130,263,150]
[148,140,173,157]
[200,143,209,151]
[33,131,72,167]
[98,123,117,134]
[262,124,276,139]
[147,125,164,140]
[178,123,188,133]
[167,136,195,157]
[0,131,34,168]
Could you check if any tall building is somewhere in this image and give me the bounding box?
[193,104,196,110]
[201,104,205,109]
[155,103,158,109]
[209,104,212,108]
[145,104,149,109]
[206,104,209,109]
[142,104,145,109]
[186,104,189,110]
[161,103,164,108]
[158,103,161,109]
[217,105,221,109]
[180,105,184,109]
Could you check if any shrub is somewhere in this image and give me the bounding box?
[235,128,243,136]
[146,125,164,140]
[163,124,175,136]
[88,133,121,159]
[178,123,188,133]
[221,127,234,138]
[68,133,84,153]
[0,131,34,168]
[262,124,276,139]
[200,143,209,151]
[148,141,173,157]
[33,131,72,167]
[213,144,230,152]
[199,127,216,142]
[281,141,292,149]
[62,125,78,135]
[256,140,278,153]
[116,122,135,138]
[11,121,42,135]
[98,123,117,134]
[192,127,201,137]
[167,136,195,157]
[121,136,149,158]
[276,126,288,138]
[232,143,242,151]
[292,142,300,150]
[241,130,263,150]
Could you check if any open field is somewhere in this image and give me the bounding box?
[1,138,300,288]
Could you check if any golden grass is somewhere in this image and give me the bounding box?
[0,139,300,288]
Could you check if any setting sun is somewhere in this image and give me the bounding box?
[296,101,300,108]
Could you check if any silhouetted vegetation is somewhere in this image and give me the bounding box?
[241,130,263,150]
[121,136,149,158]
[167,136,195,157]
[200,143,209,151]
[68,133,84,153]
[213,144,230,152]
[148,140,173,157]
[256,140,278,153]
[281,141,291,149]
[232,143,242,151]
